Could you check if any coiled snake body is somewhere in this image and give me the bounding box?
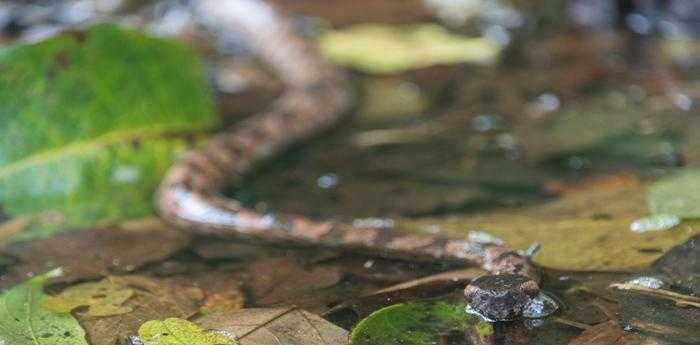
[158,0,541,322]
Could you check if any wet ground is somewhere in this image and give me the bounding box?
[1,0,700,344]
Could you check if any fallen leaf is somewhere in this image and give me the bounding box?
[78,276,204,345]
[0,268,89,345]
[196,308,348,345]
[43,278,135,317]
[615,235,700,344]
[356,78,428,121]
[0,219,190,288]
[320,24,501,74]
[0,24,215,240]
[650,234,700,292]
[648,169,700,218]
[192,241,280,260]
[200,290,246,315]
[349,301,488,345]
[513,91,682,164]
[138,318,236,345]
[399,182,700,271]
[245,258,343,307]
[567,321,658,345]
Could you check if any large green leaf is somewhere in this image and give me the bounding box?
[0,24,215,240]
[0,269,89,345]
[349,301,490,345]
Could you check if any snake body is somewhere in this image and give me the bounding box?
[157,0,541,321]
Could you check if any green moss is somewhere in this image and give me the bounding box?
[0,24,215,239]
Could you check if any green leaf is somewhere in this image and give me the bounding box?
[319,24,501,74]
[0,24,215,240]
[349,301,489,345]
[138,318,237,345]
[0,268,89,345]
[43,278,134,317]
[648,169,700,219]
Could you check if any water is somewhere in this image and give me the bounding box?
[1,0,699,344]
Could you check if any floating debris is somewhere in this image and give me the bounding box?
[623,276,667,289]
[320,24,501,74]
[352,218,395,229]
[630,214,681,233]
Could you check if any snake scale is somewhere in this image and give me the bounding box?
[157,0,542,321]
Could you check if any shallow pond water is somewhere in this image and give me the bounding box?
[1,0,699,344]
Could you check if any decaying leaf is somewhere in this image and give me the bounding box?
[200,290,246,315]
[138,318,236,345]
[0,24,215,240]
[245,258,343,307]
[567,321,658,345]
[650,234,700,292]
[319,24,501,74]
[0,219,190,288]
[399,182,700,271]
[648,169,700,219]
[43,278,135,317]
[356,78,428,121]
[0,269,89,345]
[196,308,348,345]
[615,235,700,344]
[78,276,204,345]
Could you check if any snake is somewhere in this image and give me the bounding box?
[157,0,543,322]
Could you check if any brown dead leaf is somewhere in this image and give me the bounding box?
[568,321,658,345]
[245,258,343,307]
[543,172,641,196]
[78,275,204,345]
[192,240,285,261]
[201,290,246,315]
[0,218,190,288]
[196,308,348,345]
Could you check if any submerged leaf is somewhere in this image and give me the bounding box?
[400,181,700,271]
[648,169,700,219]
[320,24,501,74]
[196,308,348,345]
[43,278,135,317]
[567,321,656,345]
[138,318,236,345]
[0,219,190,288]
[78,276,204,345]
[0,269,89,345]
[0,24,215,240]
[349,301,488,345]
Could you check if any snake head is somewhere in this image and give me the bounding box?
[464,274,540,321]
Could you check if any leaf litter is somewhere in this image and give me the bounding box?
[195,308,348,345]
[0,218,190,289]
